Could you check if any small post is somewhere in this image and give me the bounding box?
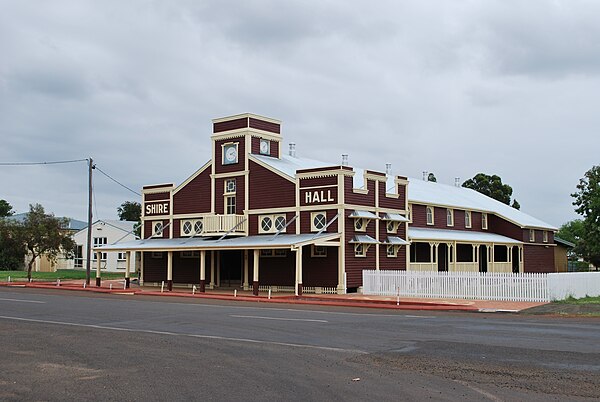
[161,281,164,293]
[7,276,10,283]
[234,289,237,298]
[29,278,32,283]
[123,281,127,290]
[109,283,113,290]
[57,279,60,287]
[396,287,400,306]
[268,288,271,300]
[193,285,197,295]
[83,281,86,289]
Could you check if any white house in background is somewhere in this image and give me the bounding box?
[71,220,138,272]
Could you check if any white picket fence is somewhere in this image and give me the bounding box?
[363,270,550,302]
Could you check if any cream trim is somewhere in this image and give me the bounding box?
[212,129,279,142]
[211,171,249,179]
[142,185,174,195]
[212,113,281,125]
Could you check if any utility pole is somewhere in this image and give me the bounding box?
[85,157,94,285]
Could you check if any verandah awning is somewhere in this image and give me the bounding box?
[94,233,341,252]
[408,228,522,245]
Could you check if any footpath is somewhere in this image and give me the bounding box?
[0,279,545,313]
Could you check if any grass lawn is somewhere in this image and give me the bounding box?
[557,296,600,305]
[0,269,127,281]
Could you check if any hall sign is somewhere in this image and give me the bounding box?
[301,187,337,205]
[145,201,170,216]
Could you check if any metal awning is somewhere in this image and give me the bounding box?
[382,213,408,222]
[383,236,410,246]
[348,210,378,219]
[348,235,379,244]
[95,233,341,252]
[408,228,522,245]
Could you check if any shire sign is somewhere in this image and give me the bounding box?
[145,201,170,216]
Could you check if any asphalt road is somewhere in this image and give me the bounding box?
[1,287,599,401]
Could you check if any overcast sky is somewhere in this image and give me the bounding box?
[1,1,598,228]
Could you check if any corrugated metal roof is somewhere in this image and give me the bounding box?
[408,179,556,230]
[250,153,556,231]
[348,235,379,244]
[409,227,522,245]
[349,210,378,219]
[96,233,340,251]
[383,236,410,245]
[382,213,408,222]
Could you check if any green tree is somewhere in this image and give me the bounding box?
[571,165,600,267]
[0,219,26,270]
[462,173,514,205]
[0,199,14,217]
[20,204,76,280]
[427,173,437,182]
[556,219,584,245]
[117,201,141,238]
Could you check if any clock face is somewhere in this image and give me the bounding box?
[224,145,237,164]
[260,139,270,155]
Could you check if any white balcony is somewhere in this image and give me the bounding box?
[202,215,246,235]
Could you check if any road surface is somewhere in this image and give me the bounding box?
[1,287,599,401]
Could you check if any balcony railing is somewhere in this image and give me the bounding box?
[202,214,246,235]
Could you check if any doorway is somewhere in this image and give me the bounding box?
[437,244,448,272]
[512,247,520,273]
[478,246,488,273]
[219,250,243,288]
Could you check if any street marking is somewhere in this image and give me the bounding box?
[0,315,365,354]
[0,298,45,304]
[230,315,328,323]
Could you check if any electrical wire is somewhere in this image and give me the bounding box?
[0,158,88,166]
[93,165,141,196]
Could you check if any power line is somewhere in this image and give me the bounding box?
[94,165,141,196]
[0,158,88,166]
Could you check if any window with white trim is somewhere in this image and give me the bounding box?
[225,195,236,215]
[194,219,203,234]
[311,245,327,257]
[93,237,107,260]
[354,243,368,257]
[465,211,472,228]
[354,218,365,232]
[181,251,200,258]
[182,220,193,236]
[386,220,398,234]
[117,252,126,261]
[481,213,488,230]
[426,206,434,225]
[311,212,327,232]
[259,214,286,234]
[529,229,535,242]
[260,249,287,258]
[447,209,454,227]
[386,245,398,258]
[153,221,163,237]
[543,230,548,243]
[224,179,236,194]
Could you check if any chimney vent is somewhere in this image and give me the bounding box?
[385,163,392,176]
[289,143,296,157]
[341,154,348,166]
[455,177,461,187]
[422,171,428,181]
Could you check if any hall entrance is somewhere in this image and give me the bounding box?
[219,250,243,288]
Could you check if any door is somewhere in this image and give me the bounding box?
[437,244,448,272]
[479,246,488,273]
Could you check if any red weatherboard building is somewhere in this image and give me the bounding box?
[100,113,557,294]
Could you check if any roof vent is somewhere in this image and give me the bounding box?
[455,177,460,187]
[385,163,392,176]
[422,171,428,181]
[342,154,348,166]
[289,143,296,157]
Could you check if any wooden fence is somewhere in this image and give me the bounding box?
[363,270,550,302]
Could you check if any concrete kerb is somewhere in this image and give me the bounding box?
[0,281,516,312]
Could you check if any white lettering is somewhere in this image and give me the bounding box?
[145,202,170,215]
[304,189,336,205]
[313,191,321,203]
[305,192,311,204]
[327,190,334,202]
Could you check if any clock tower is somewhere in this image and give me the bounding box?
[210,113,282,215]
